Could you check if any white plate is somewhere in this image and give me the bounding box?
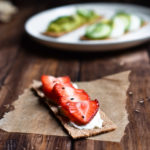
[25,3,150,51]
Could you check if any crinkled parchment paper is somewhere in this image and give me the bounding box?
[0,71,130,142]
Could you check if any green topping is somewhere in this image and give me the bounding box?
[84,11,145,39]
[47,15,83,33]
[112,12,130,31]
[77,9,98,19]
[46,9,99,33]
[85,22,112,39]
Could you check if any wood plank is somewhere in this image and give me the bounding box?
[0,32,83,149]
[0,1,76,150]
[0,0,54,89]
[56,59,80,81]
[0,45,19,88]
[0,47,75,149]
[0,5,36,48]
[121,66,150,150]
[0,132,71,150]
[0,5,40,90]
[73,139,122,150]
[0,0,150,149]
[73,49,150,150]
[1,44,149,150]
[80,48,149,80]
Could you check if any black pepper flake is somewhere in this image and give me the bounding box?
[62,87,65,89]
[82,115,85,118]
[70,98,74,100]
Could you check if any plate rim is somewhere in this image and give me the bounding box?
[25,2,150,46]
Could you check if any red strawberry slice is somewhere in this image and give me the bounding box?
[41,75,99,125]
[52,83,90,104]
[60,99,99,125]
[41,75,73,103]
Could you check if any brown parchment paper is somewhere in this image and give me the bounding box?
[0,71,130,142]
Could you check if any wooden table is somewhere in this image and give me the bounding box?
[0,1,150,150]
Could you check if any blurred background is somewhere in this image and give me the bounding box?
[1,0,150,26]
[11,0,150,7]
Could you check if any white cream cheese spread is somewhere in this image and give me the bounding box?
[70,110,103,129]
[72,83,78,89]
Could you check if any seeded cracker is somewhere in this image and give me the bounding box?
[32,80,117,139]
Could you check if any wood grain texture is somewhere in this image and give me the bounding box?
[121,66,150,150]
[0,0,150,149]
[74,48,150,150]
[0,6,35,89]
[80,47,149,81]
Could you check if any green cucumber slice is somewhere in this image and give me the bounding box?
[77,9,96,19]
[113,12,130,31]
[85,22,112,39]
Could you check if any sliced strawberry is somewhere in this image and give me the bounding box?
[52,83,90,104]
[41,75,99,125]
[60,99,99,125]
[41,75,73,103]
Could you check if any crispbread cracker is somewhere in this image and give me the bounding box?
[80,36,111,40]
[32,80,117,139]
[80,22,148,41]
[42,16,102,38]
[42,31,67,37]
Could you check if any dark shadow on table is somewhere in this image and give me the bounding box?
[20,34,149,61]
